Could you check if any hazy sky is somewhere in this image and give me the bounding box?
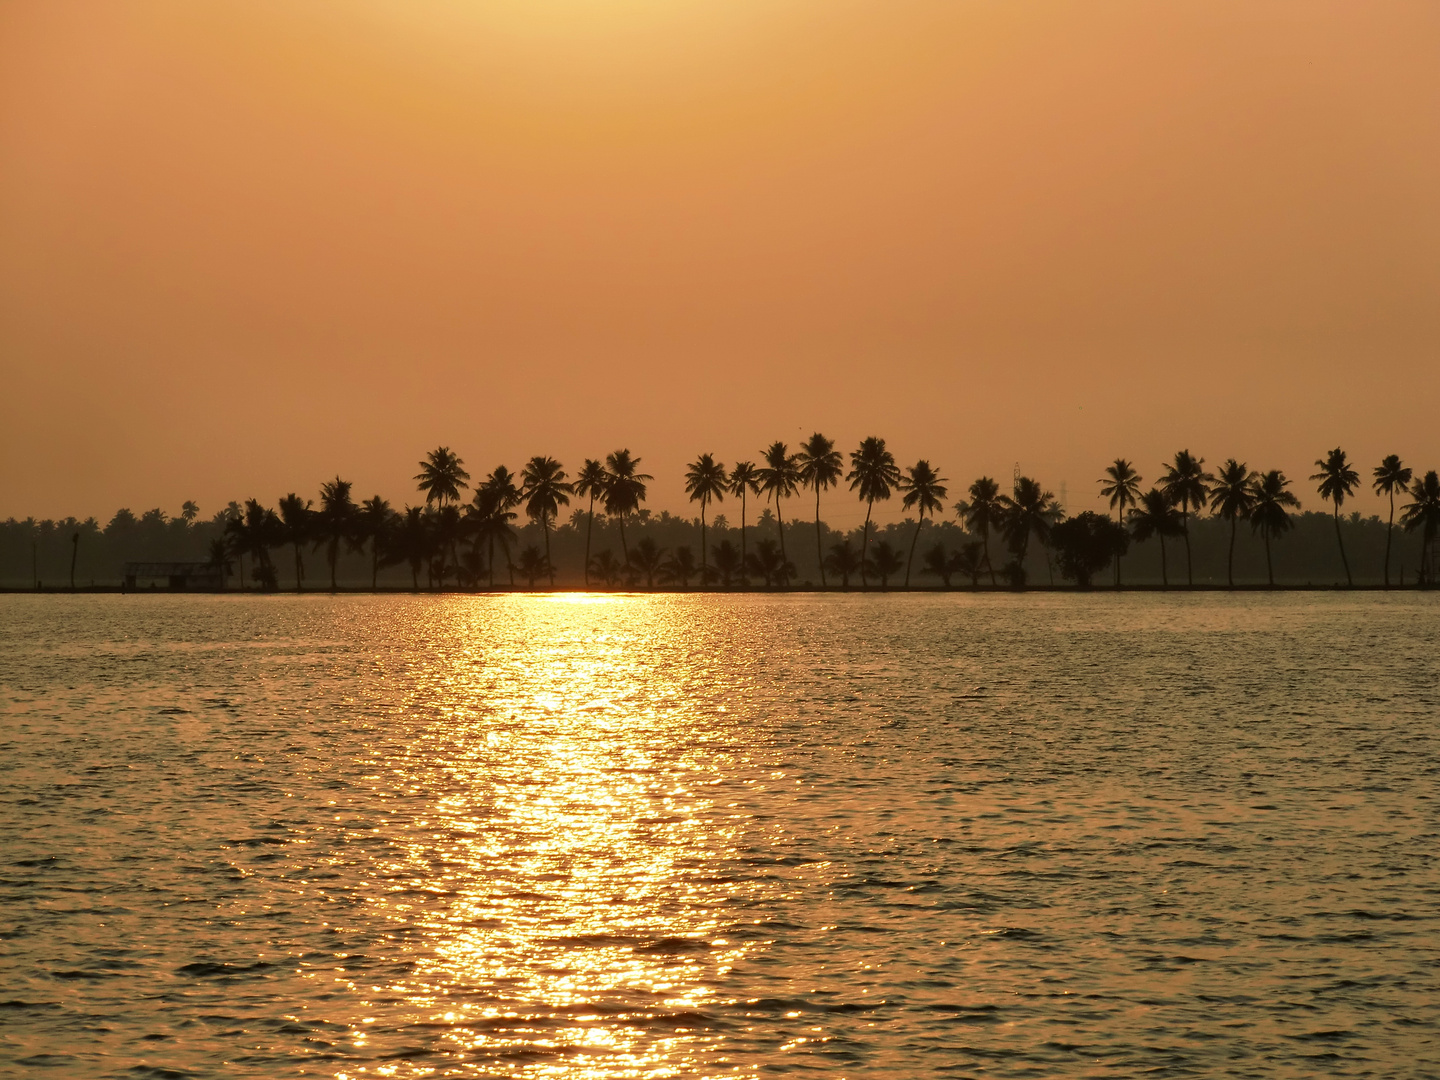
[2,1,1437,527]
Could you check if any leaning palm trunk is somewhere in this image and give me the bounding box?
[543,518,554,587]
[1264,534,1274,587]
[1159,535,1169,589]
[1332,505,1353,586]
[371,540,380,590]
[904,510,924,588]
[983,525,996,587]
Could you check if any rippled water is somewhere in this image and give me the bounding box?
[2,593,1439,1077]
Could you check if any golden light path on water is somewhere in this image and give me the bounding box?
[333,593,787,1078]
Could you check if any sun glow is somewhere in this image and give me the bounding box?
[340,595,767,1076]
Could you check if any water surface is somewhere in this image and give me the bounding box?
[2,593,1438,1077]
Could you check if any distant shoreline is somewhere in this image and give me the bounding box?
[4,584,1436,595]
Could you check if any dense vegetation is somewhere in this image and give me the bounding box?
[4,441,1438,590]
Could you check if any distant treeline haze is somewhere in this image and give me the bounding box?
[4,440,1439,589]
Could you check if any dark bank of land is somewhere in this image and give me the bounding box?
[5,444,1438,591]
[5,582,1437,596]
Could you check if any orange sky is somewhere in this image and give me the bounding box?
[2,1,1437,526]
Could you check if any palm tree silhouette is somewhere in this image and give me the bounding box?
[953,541,985,588]
[515,545,551,588]
[999,476,1058,580]
[661,545,698,587]
[921,542,953,587]
[869,539,904,589]
[629,537,666,588]
[277,493,312,591]
[847,437,900,589]
[395,506,429,590]
[711,540,743,587]
[477,466,522,587]
[415,448,469,576]
[726,461,760,577]
[745,538,794,587]
[181,500,199,524]
[207,537,233,589]
[588,550,624,588]
[237,498,282,590]
[899,460,948,587]
[317,476,357,590]
[1159,450,1212,586]
[1310,447,1361,586]
[1250,469,1301,586]
[1099,459,1142,586]
[1372,454,1413,588]
[574,459,608,587]
[358,495,395,590]
[956,478,1003,586]
[415,446,471,509]
[796,433,843,587]
[684,453,727,585]
[1208,459,1257,588]
[520,456,572,586]
[757,442,801,567]
[1401,470,1440,585]
[603,449,652,565]
[467,493,517,588]
[1127,488,1184,588]
[432,505,464,588]
[823,539,862,589]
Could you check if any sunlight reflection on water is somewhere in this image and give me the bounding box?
[2,593,1439,1078]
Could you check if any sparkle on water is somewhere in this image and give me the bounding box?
[1,592,1438,1077]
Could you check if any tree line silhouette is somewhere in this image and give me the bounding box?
[4,440,1438,590]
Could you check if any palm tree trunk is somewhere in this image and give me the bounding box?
[543,518,554,587]
[1384,493,1395,588]
[1333,504,1352,586]
[905,511,923,587]
[983,525,996,587]
[1265,532,1274,587]
[860,498,874,589]
[774,491,786,565]
[619,515,629,565]
[700,503,708,585]
[488,535,496,588]
[1227,517,1237,588]
[70,535,78,590]
[815,486,826,588]
[294,543,303,592]
[1159,535,1168,589]
[1182,507,1193,586]
[371,541,379,591]
[584,494,595,588]
[739,491,747,577]
[329,539,338,591]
